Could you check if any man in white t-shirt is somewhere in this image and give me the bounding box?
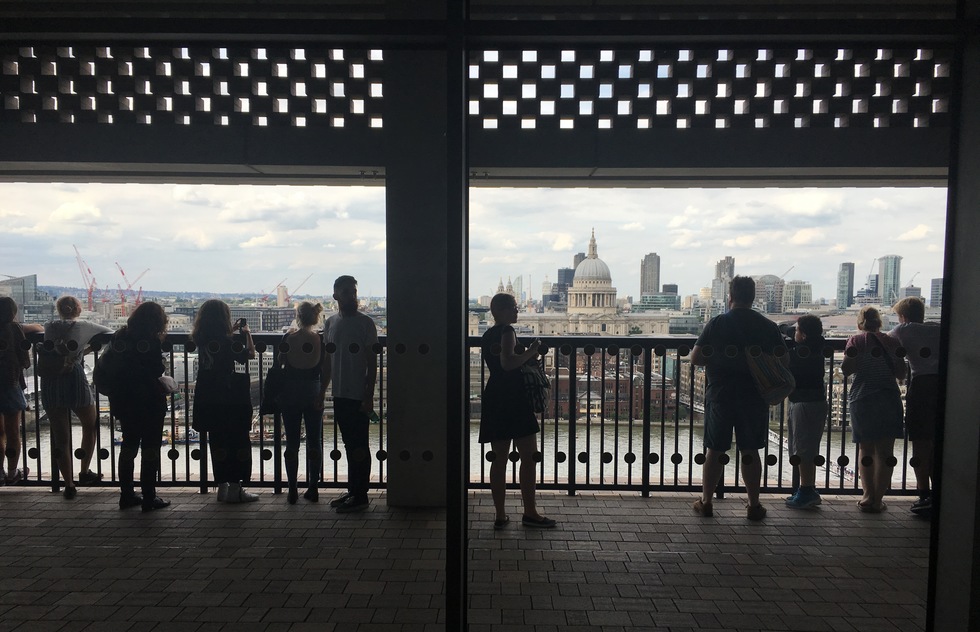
[322,275,378,513]
[888,297,941,516]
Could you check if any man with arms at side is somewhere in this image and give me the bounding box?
[322,275,379,513]
[691,275,788,520]
[888,297,940,517]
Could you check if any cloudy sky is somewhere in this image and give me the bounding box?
[0,183,947,302]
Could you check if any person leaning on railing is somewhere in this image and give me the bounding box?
[841,305,906,514]
[782,315,828,510]
[278,300,329,505]
[0,297,42,486]
[41,296,112,499]
[108,302,173,513]
[192,299,258,504]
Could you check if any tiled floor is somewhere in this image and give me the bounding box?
[0,488,929,631]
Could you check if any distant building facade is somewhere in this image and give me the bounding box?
[931,277,943,308]
[0,274,54,324]
[879,254,903,305]
[837,262,855,308]
[640,253,661,297]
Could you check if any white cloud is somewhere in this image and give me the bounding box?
[869,197,890,210]
[896,224,931,241]
[239,232,278,249]
[371,240,386,251]
[789,228,825,245]
[350,238,367,247]
[502,239,518,250]
[173,228,214,250]
[670,230,702,249]
[620,222,644,231]
[828,243,848,254]
[715,212,745,228]
[550,233,575,251]
[50,202,110,226]
[667,215,689,228]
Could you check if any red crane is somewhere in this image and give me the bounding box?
[258,278,287,305]
[73,245,98,312]
[285,273,314,305]
[115,261,149,316]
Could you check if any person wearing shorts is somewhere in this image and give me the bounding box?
[888,297,940,516]
[692,275,788,521]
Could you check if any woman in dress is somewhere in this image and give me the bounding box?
[192,300,258,503]
[109,302,171,511]
[0,297,42,485]
[841,306,906,513]
[278,301,328,504]
[480,292,556,530]
[41,296,112,498]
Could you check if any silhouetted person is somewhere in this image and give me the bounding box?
[109,302,172,512]
[0,297,42,485]
[322,276,378,513]
[279,301,329,504]
[192,300,258,503]
[480,292,556,529]
[41,296,112,498]
[691,275,787,520]
[842,306,905,513]
[782,315,828,510]
[888,297,938,516]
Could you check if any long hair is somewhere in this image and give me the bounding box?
[125,302,168,343]
[0,296,16,326]
[191,299,232,347]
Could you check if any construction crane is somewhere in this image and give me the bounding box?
[258,278,287,305]
[779,265,794,280]
[115,261,149,316]
[905,272,920,287]
[73,245,99,311]
[285,273,314,304]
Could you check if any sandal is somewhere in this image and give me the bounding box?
[692,498,713,517]
[493,516,510,530]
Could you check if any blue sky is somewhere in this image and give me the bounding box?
[0,183,947,302]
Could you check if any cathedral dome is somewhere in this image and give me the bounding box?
[573,230,613,283]
[574,257,612,282]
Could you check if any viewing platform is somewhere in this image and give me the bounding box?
[0,487,928,631]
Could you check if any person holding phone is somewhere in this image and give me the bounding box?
[479,292,556,530]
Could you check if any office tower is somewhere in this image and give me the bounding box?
[714,256,735,280]
[879,255,903,306]
[782,280,813,312]
[573,252,586,269]
[662,283,678,294]
[640,253,661,297]
[511,275,523,303]
[931,277,943,308]
[837,262,855,308]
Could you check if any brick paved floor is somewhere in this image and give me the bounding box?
[0,488,929,631]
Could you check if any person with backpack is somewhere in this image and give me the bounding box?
[40,296,112,499]
[104,302,172,512]
[0,297,43,486]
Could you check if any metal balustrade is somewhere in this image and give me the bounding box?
[9,331,918,496]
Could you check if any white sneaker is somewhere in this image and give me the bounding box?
[238,488,259,503]
[217,482,229,502]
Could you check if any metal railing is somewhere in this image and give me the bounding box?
[9,332,917,497]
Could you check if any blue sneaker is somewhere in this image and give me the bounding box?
[785,489,799,503]
[786,487,821,509]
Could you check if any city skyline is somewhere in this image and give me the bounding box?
[0,183,947,302]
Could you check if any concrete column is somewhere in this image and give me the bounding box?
[931,12,980,630]
[383,50,452,507]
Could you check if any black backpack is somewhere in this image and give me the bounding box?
[35,321,77,379]
[93,338,127,398]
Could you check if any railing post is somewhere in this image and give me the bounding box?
[567,346,576,497]
[641,346,652,498]
[273,412,283,494]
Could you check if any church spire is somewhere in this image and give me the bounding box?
[588,228,598,259]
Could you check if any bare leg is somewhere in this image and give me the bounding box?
[2,411,22,478]
[740,449,762,507]
[911,438,933,495]
[489,440,512,521]
[700,448,725,504]
[872,439,896,508]
[858,442,874,506]
[74,404,99,475]
[514,434,543,520]
[49,407,75,487]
